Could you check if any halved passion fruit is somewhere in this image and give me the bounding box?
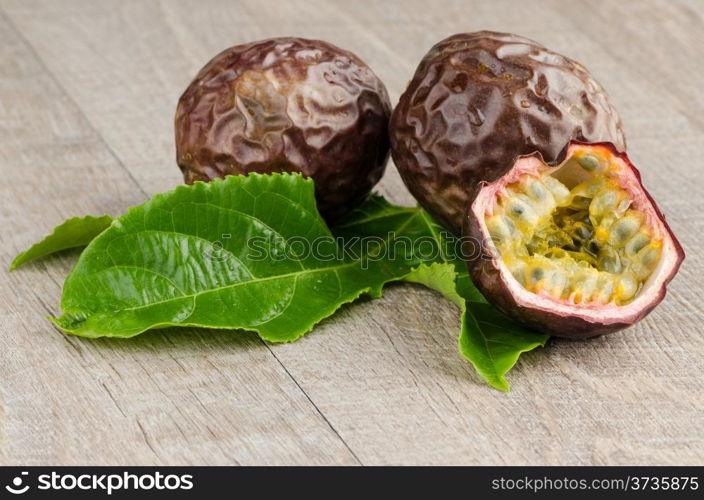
[465,142,684,338]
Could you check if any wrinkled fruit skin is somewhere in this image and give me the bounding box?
[390,31,627,234]
[464,142,685,339]
[175,37,391,221]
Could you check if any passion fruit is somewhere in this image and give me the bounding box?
[390,31,626,234]
[465,142,684,338]
[175,37,391,221]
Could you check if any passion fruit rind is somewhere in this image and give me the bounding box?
[390,31,626,234]
[175,37,391,221]
[464,141,684,338]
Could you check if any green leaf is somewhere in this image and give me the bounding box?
[382,209,549,391]
[9,215,113,270]
[332,195,438,267]
[459,302,548,391]
[404,262,464,308]
[51,174,415,341]
[34,175,548,390]
[404,261,548,391]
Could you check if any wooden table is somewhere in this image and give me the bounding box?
[1,0,702,465]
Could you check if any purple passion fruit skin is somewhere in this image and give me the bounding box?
[175,37,391,221]
[465,142,684,338]
[390,31,627,234]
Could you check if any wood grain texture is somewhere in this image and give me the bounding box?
[1,0,702,465]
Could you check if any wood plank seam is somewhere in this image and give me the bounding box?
[265,344,364,465]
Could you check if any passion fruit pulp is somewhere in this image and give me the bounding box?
[465,142,684,338]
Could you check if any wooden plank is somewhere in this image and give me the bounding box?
[1,0,702,465]
[0,8,357,465]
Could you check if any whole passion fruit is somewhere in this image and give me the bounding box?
[465,142,684,338]
[175,37,391,220]
[390,31,626,234]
